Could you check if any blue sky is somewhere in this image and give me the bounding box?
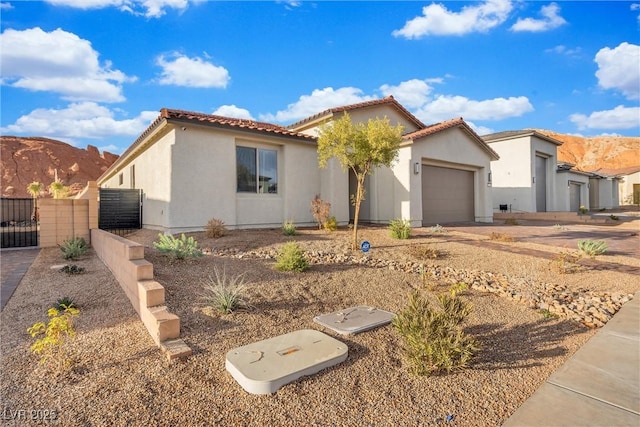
[1,0,639,154]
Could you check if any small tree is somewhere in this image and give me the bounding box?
[26,181,44,221]
[49,179,69,199]
[318,112,403,250]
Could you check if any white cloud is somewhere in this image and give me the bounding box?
[0,27,133,102]
[392,0,512,38]
[156,53,230,88]
[415,95,534,123]
[570,105,640,130]
[466,121,495,136]
[632,3,640,22]
[379,79,437,109]
[595,42,640,100]
[0,102,157,140]
[510,2,567,32]
[44,0,194,18]
[212,105,254,120]
[0,2,13,10]
[259,87,375,123]
[545,45,582,58]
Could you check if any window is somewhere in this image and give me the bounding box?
[118,173,123,186]
[237,146,278,193]
[130,165,135,188]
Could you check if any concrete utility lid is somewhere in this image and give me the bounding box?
[226,329,348,395]
[313,306,395,335]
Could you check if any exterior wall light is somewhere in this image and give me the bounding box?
[487,172,492,187]
[414,162,420,175]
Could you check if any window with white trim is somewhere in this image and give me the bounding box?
[236,146,278,194]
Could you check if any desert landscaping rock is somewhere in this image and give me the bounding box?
[1,226,637,426]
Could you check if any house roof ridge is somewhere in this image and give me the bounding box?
[287,95,426,130]
[482,129,563,145]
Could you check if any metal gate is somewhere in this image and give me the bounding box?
[99,189,142,236]
[1,198,39,248]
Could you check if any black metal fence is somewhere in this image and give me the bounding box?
[1,198,39,248]
[98,189,142,236]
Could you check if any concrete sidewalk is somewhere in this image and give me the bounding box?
[0,248,40,311]
[503,291,640,427]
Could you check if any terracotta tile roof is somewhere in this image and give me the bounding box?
[591,166,640,177]
[404,117,500,160]
[99,108,316,183]
[482,130,563,146]
[287,95,426,130]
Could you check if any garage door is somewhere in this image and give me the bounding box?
[422,165,474,225]
[569,182,581,212]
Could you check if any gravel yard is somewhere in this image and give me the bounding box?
[1,224,638,426]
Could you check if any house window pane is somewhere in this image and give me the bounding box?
[259,149,277,194]
[237,147,256,192]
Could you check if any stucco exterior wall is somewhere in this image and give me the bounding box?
[619,171,640,205]
[555,171,590,212]
[319,158,350,225]
[489,136,560,212]
[409,127,494,223]
[589,177,620,210]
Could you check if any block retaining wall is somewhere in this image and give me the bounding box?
[91,228,191,360]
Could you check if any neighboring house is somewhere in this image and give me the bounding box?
[555,163,590,212]
[588,171,621,210]
[98,97,499,233]
[482,130,563,213]
[594,166,640,206]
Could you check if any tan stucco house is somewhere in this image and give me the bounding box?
[98,97,499,233]
[593,166,640,207]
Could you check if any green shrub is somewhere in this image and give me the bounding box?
[59,265,85,275]
[389,218,411,239]
[323,215,338,231]
[201,267,247,314]
[154,233,203,260]
[539,309,559,319]
[205,218,226,238]
[609,214,619,221]
[392,291,478,376]
[577,240,607,257]
[282,220,297,236]
[60,237,88,260]
[275,242,308,272]
[578,205,588,214]
[504,218,519,226]
[27,305,79,374]
[54,297,77,311]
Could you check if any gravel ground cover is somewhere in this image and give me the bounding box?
[1,224,638,426]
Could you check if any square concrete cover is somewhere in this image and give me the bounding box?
[313,306,395,335]
[226,329,348,395]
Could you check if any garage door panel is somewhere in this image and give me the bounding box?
[422,165,474,224]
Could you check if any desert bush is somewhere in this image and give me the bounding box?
[552,223,568,231]
[489,232,515,242]
[59,265,85,275]
[578,205,588,214]
[282,220,297,236]
[154,233,203,260]
[578,240,607,257]
[275,242,308,272]
[429,224,447,233]
[310,195,331,230]
[27,305,80,374]
[550,251,582,274]
[408,244,445,260]
[393,291,478,376]
[389,218,411,239]
[504,218,519,225]
[60,237,88,260]
[609,214,619,221]
[539,308,559,319]
[323,215,338,231]
[201,267,247,314]
[205,218,226,238]
[448,282,469,297]
[54,297,77,311]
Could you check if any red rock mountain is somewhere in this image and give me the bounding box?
[1,136,119,198]
[535,130,640,172]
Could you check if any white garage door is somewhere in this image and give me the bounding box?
[422,165,474,225]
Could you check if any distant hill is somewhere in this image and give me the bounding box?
[535,130,640,172]
[1,136,119,198]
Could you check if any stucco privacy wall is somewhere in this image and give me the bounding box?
[619,171,640,204]
[39,199,90,248]
[91,229,190,359]
[589,177,620,210]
